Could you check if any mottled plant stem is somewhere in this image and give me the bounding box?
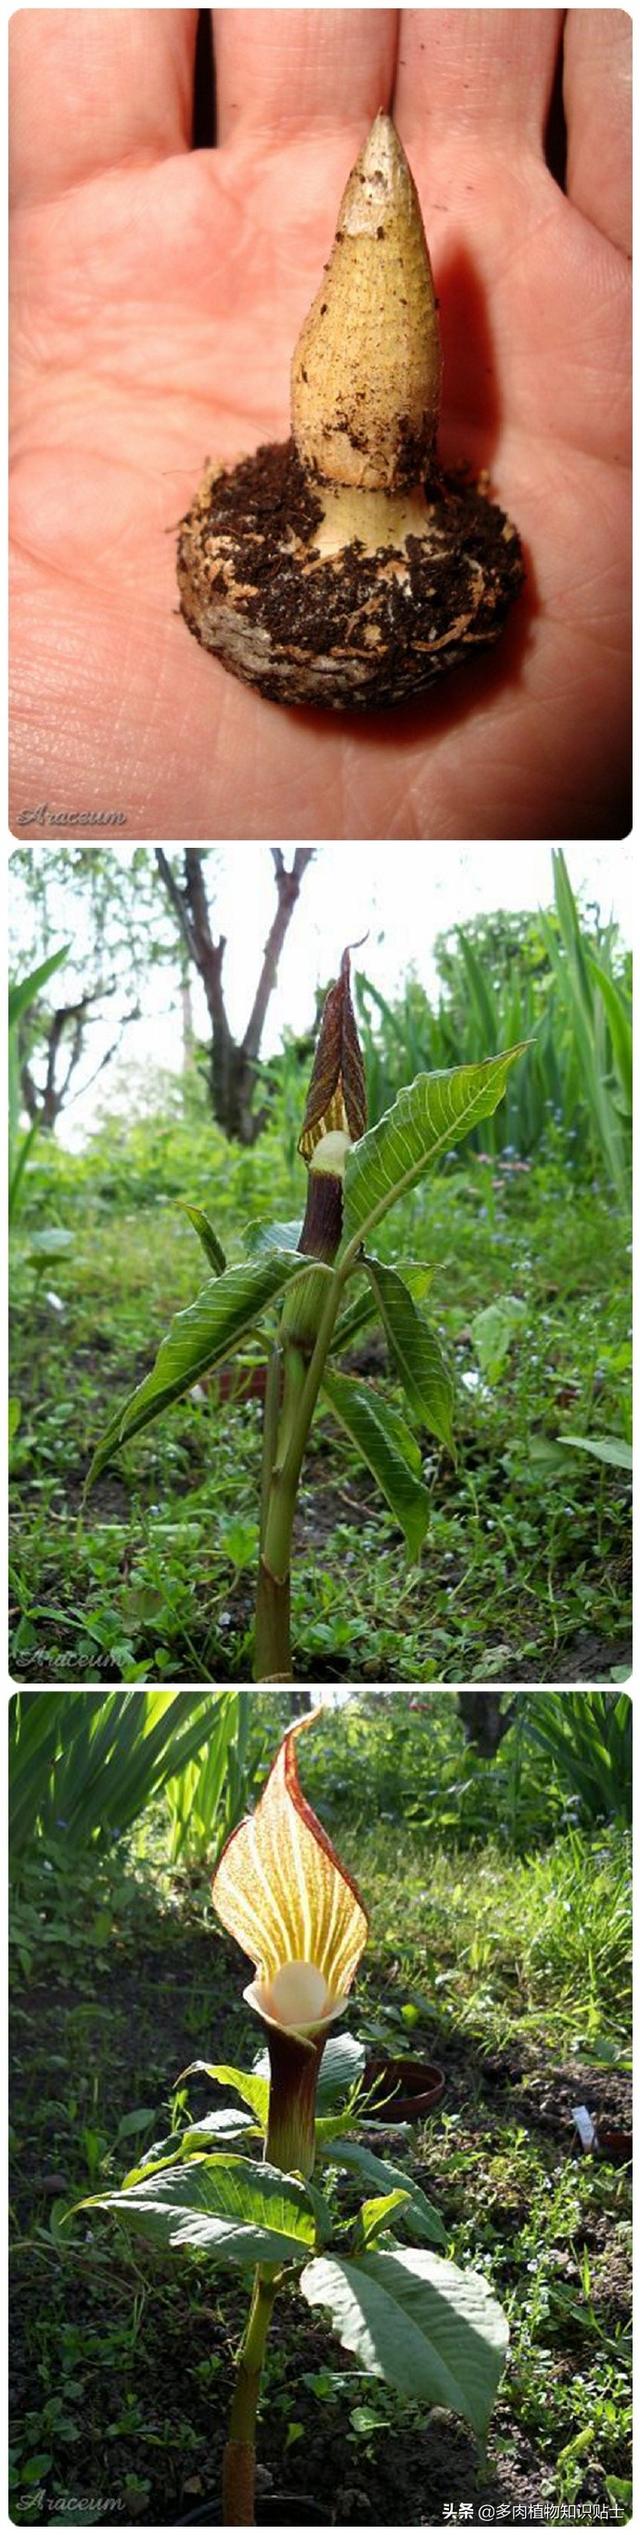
[222,2268,278,2525]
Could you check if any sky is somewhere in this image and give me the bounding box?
[9,842,632,1148]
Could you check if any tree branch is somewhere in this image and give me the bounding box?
[243,850,314,1060]
[154,850,199,967]
[65,1033,124,1106]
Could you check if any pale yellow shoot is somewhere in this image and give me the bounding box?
[292,111,441,495]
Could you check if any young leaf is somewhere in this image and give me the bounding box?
[321,1370,430,1564]
[86,1255,314,1487]
[178,2062,269,2129]
[342,1050,526,1252]
[83,2155,316,2266]
[179,1205,227,1275]
[315,2106,367,2149]
[357,2189,412,2246]
[364,1258,454,1452]
[299,2246,509,2436]
[324,2140,446,2248]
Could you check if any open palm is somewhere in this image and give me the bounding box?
[10,7,630,840]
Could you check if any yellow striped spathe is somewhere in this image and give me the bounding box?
[211,1711,369,2008]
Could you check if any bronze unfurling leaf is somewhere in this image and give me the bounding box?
[298,951,367,1162]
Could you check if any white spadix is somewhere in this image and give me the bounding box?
[266,1961,330,2028]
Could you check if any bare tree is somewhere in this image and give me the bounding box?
[18,982,139,1132]
[11,847,169,1132]
[154,849,314,1143]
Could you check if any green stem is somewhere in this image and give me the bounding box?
[253,1559,291,1683]
[253,1267,345,1682]
[259,1345,282,1553]
[223,2265,278,2526]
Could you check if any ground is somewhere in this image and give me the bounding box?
[9,1723,631,2527]
[9,1123,632,1684]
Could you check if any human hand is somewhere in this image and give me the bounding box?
[10,7,631,840]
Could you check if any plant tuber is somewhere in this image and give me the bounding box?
[178,111,524,712]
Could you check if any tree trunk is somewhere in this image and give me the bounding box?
[457,1693,519,1756]
[155,848,314,1143]
[179,949,195,1068]
[18,989,121,1132]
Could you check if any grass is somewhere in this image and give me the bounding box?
[9,1697,631,2526]
[9,1111,631,1684]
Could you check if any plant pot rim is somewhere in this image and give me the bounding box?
[363,2052,445,2118]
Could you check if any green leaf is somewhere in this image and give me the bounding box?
[179,1205,227,1275]
[342,1050,525,1252]
[559,1433,633,1472]
[178,2062,269,2130]
[122,2142,188,2188]
[27,1227,74,1258]
[182,2110,260,2149]
[587,956,632,1110]
[324,2141,446,2249]
[470,1296,526,1382]
[9,943,72,1029]
[321,1370,430,1564]
[116,2107,157,2142]
[330,1261,436,1362]
[357,2189,412,2246]
[121,2112,259,2189]
[364,1258,454,1452]
[329,1281,380,1355]
[9,1688,217,1859]
[316,2033,367,2108]
[83,2156,315,2266]
[86,1255,309,1486]
[20,2455,53,2485]
[244,1218,304,1256]
[9,1119,39,1224]
[300,2247,509,2437]
[315,2106,367,2148]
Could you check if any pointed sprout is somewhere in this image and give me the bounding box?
[292,111,442,495]
[298,949,367,1164]
[291,950,368,1273]
[212,1711,369,2039]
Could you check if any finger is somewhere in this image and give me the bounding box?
[214,6,398,148]
[395,7,563,152]
[10,8,198,208]
[563,8,631,254]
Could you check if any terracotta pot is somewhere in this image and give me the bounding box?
[596,2121,632,2167]
[363,2053,445,2121]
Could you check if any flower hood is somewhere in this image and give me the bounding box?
[211,1710,369,2039]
